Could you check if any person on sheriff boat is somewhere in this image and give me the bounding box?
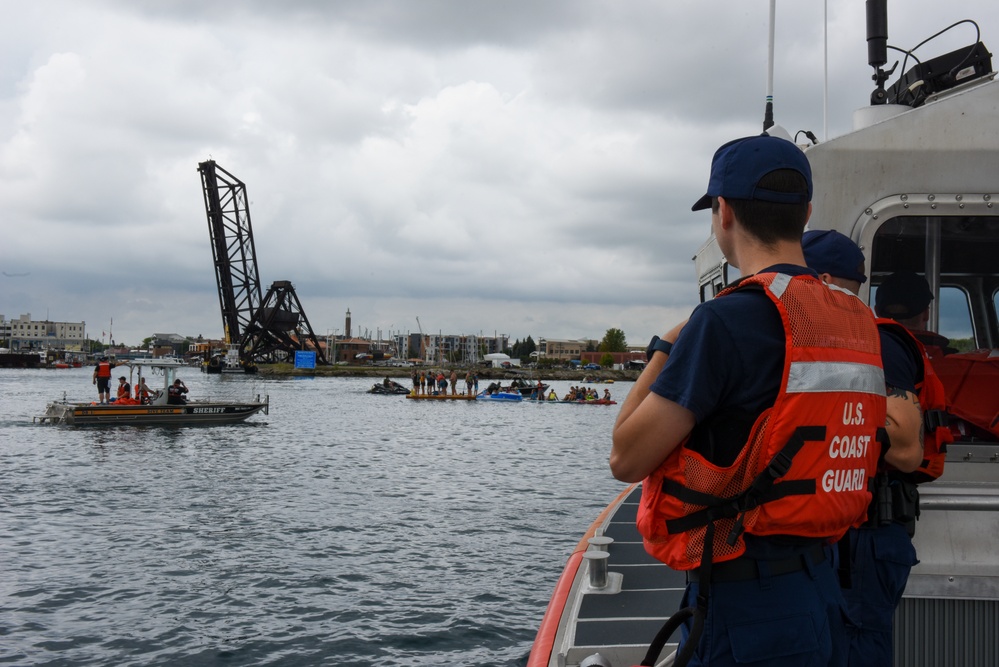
[135,377,156,404]
[92,356,122,404]
[611,135,885,667]
[115,376,132,403]
[803,230,950,667]
[167,378,189,405]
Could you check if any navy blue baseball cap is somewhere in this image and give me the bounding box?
[691,134,813,211]
[801,229,868,284]
[875,271,934,319]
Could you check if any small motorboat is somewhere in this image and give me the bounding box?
[506,378,549,398]
[368,379,411,395]
[36,358,268,426]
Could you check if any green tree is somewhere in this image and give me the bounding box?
[599,328,627,353]
[599,352,615,367]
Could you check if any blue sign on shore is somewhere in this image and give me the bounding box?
[294,351,316,369]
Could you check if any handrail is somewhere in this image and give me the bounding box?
[919,495,999,511]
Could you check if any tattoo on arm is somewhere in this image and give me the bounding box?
[885,385,925,450]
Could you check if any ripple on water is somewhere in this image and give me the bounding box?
[0,371,632,666]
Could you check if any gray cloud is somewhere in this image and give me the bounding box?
[1,1,995,346]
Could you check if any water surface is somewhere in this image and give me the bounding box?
[0,368,632,666]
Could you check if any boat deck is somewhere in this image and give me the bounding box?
[529,484,687,667]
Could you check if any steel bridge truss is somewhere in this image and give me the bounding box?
[198,160,327,366]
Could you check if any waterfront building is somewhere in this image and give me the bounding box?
[1,313,87,352]
[393,332,510,365]
[538,338,597,362]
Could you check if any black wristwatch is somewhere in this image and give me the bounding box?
[646,335,673,361]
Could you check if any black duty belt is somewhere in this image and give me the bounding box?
[685,543,826,583]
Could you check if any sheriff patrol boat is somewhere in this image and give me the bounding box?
[528,4,999,667]
[36,357,268,426]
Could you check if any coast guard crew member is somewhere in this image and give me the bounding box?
[803,230,939,667]
[611,135,886,667]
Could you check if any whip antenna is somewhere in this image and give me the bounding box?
[763,0,776,130]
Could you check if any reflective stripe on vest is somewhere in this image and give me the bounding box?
[787,361,885,395]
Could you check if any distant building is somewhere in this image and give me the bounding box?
[1,313,87,351]
[580,351,646,367]
[394,332,509,365]
[330,337,373,363]
[150,333,188,357]
[539,338,596,362]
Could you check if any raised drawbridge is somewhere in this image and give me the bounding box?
[198,160,328,368]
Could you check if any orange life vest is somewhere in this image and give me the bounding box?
[637,273,886,571]
[929,348,999,441]
[876,319,952,483]
[117,382,131,400]
[96,361,111,378]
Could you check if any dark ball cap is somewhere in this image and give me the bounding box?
[119,376,127,381]
[692,134,812,211]
[801,229,867,284]
[875,271,933,319]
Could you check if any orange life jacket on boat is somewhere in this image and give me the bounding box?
[96,361,111,378]
[637,273,886,571]
[928,348,999,441]
[877,319,953,483]
[117,382,131,400]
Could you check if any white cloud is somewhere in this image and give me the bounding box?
[1,0,996,346]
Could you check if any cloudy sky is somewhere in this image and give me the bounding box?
[1,1,995,348]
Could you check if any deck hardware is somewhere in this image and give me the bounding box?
[584,551,610,589]
[580,653,612,667]
[587,536,614,552]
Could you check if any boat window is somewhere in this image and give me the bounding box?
[869,284,976,350]
[698,265,735,302]
[870,215,999,350]
[938,287,975,352]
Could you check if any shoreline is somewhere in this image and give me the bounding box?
[255,364,641,382]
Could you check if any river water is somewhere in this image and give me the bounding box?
[0,367,633,666]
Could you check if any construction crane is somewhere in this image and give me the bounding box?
[198,160,328,368]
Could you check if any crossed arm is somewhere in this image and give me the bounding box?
[883,386,924,473]
[610,321,696,483]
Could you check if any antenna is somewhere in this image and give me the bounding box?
[866,0,893,104]
[763,0,776,131]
